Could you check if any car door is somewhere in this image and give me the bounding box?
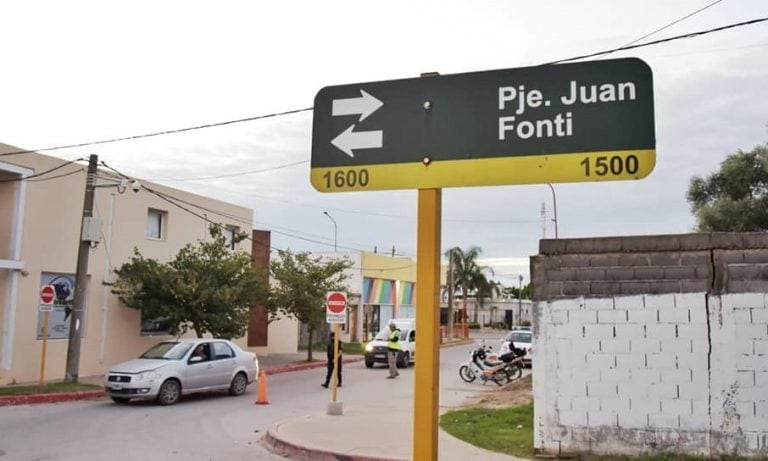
[209,341,238,388]
[184,342,217,390]
[408,329,415,361]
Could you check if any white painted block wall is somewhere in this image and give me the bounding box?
[534,293,768,457]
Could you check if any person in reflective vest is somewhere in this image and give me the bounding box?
[386,322,400,379]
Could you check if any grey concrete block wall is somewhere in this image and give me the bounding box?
[532,233,768,302]
[532,233,768,459]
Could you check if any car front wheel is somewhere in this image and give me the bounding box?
[397,351,410,368]
[229,372,248,396]
[156,379,181,405]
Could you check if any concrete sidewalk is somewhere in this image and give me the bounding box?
[263,403,525,461]
[261,338,526,461]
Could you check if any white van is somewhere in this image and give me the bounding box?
[364,318,415,368]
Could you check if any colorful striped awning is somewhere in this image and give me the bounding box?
[399,281,414,306]
[363,278,395,305]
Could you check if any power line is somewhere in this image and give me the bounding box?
[26,168,85,182]
[1,16,763,162]
[0,158,84,182]
[616,0,724,50]
[145,160,308,181]
[0,107,313,157]
[546,16,768,65]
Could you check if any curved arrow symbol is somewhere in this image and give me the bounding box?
[331,125,383,158]
[332,90,383,122]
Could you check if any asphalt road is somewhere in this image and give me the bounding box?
[0,331,516,461]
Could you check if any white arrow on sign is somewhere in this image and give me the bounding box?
[331,125,383,158]
[332,90,383,122]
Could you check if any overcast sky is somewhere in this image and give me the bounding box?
[1,1,767,288]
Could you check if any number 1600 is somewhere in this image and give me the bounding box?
[322,169,370,189]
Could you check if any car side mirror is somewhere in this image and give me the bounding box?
[189,356,203,363]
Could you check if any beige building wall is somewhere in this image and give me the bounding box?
[0,149,294,385]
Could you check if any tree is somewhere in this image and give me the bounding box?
[473,277,502,324]
[112,226,269,339]
[687,144,768,231]
[503,283,531,300]
[446,246,493,325]
[268,249,352,361]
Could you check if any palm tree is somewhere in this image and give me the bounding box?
[446,246,493,327]
[473,277,502,324]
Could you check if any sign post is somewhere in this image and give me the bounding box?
[325,291,347,414]
[311,58,655,460]
[39,284,55,385]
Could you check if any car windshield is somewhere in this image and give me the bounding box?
[374,328,392,341]
[506,331,532,343]
[139,342,193,360]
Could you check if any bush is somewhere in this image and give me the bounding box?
[468,322,481,329]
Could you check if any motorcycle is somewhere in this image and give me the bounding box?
[458,343,523,386]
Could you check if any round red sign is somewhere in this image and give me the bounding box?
[40,285,56,305]
[326,292,347,314]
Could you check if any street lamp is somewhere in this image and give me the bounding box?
[546,183,559,238]
[323,211,337,252]
[517,275,523,326]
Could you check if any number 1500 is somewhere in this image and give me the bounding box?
[580,155,639,177]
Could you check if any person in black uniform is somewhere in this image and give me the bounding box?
[321,332,343,388]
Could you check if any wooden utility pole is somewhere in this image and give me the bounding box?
[64,154,98,383]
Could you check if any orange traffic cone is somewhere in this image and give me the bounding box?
[255,369,269,405]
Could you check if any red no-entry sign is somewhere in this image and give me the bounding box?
[40,285,55,305]
[326,291,347,323]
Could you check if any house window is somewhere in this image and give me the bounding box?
[223,225,239,250]
[146,209,166,239]
[140,312,172,336]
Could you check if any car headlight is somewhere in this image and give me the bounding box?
[137,371,159,381]
[365,343,373,352]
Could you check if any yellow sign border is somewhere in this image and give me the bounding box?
[311,149,656,192]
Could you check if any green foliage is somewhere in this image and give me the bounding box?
[268,249,352,360]
[468,322,481,329]
[440,403,533,458]
[112,226,268,339]
[446,246,495,323]
[503,283,531,300]
[687,144,768,231]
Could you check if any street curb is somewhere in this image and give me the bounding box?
[264,356,363,376]
[0,390,105,407]
[262,421,406,461]
[0,343,470,407]
[0,357,366,407]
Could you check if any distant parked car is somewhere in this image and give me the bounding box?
[499,330,532,367]
[105,338,258,405]
[364,318,415,368]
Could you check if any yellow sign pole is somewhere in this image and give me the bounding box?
[332,322,340,402]
[413,188,442,461]
[39,310,50,385]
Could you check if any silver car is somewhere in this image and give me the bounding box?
[105,338,258,405]
[499,330,533,367]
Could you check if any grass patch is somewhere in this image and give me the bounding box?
[441,403,766,461]
[0,382,101,396]
[440,403,533,458]
[584,456,763,461]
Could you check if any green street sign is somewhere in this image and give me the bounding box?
[311,57,655,192]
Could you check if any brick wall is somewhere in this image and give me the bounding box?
[532,233,768,458]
